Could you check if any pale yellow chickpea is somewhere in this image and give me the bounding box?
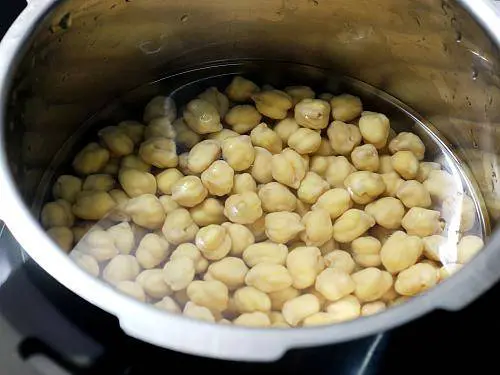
[221,135,256,171]
[332,209,376,243]
[224,191,262,224]
[163,257,195,291]
[323,250,356,273]
[243,241,288,267]
[53,175,82,204]
[246,216,267,242]
[271,148,308,189]
[358,112,390,149]
[77,229,118,261]
[41,200,75,229]
[144,117,176,140]
[285,86,315,105]
[72,191,117,220]
[422,235,448,262]
[365,197,405,229]
[325,156,356,188]
[154,296,181,314]
[82,173,115,192]
[268,287,300,310]
[327,121,362,155]
[47,226,74,252]
[116,281,146,302]
[170,243,208,274]
[225,76,260,102]
[423,169,458,202]
[251,90,293,119]
[381,172,404,197]
[351,236,382,267]
[269,312,290,328]
[219,222,254,256]
[106,222,135,254]
[233,312,271,327]
[391,151,419,180]
[286,246,325,289]
[73,143,110,175]
[312,188,352,220]
[207,257,248,290]
[361,301,386,316]
[183,301,215,322]
[200,160,234,197]
[232,173,257,195]
[250,147,273,184]
[258,182,297,213]
[439,263,463,279]
[224,105,262,134]
[198,87,230,117]
[274,118,300,143]
[442,194,475,232]
[103,254,140,285]
[302,312,338,326]
[380,231,423,273]
[264,212,305,244]
[294,99,331,130]
[396,180,431,208]
[351,267,393,302]
[155,169,183,195]
[125,194,165,229]
[121,155,151,172]
[135,233,170,269]
[69,250,100,277]
[118,169,156,198]
[143,96,176,123]
[188,198,224,226]
[457,235,484,264]
[161,208,199,244]
[344,171,386,204]
[183,99,222,134]
[378,155,394,174]
[250,123,283,154]
[351,144,380,172]
[136,269,172,299]
[300,209,333,247]
[117,120,145,145]
[297,172,329,204]
[416,162,441,183]
[325,295,361,322]
[138,137,178,168]
[173,118,201,149]
[207,128,239,143]
[171,176,208,208]
[195,224,232,260]
[233,286,271,313]
[315,268,355,301]
[187,280,229,312]
[187,140,221,173]
[389,132,425,160]
[282,294,320,326]
[330,94,363,122]
[159,195,179,214]
[245,263,293,293]
[394,263,438,296]
[401,207,442,237]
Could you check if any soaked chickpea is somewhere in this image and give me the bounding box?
[69,250,100,277]
[162,208,199,245]
[330,94,363,122]
[285,86,315,105]
[391,151,419,180]
[312,188,352,220]
[250,147,273,184]
[265,212,304,244]
[441,194,475,232]
[187,280,229,312]
[189,198,225,226]
[225,76,260,102]
[136,269,172,299]
[119,169,156,198]
[300,209,333,247]
[325,156,356,188]
[233,312,271,327]
[73,143,110,175]
[117,120,145,145]
[271,148,308,189]
[282,294,320,326]
[221,222,255,256]
[381,172,404,197]
[207,129,239,143]
[201,161,234,196]
[224,105,262,134]
[364,197,405,229]
[251,89,293,120]
[332,209,376,243]
[53,175,82,204]
[171,176,208,208]
[457,235,484,264]
[224,191,263,224]
[154,296,181,313]
[396,180,431,208]
[183,99,222,134]
[163,257,196,291]
[395,263,438,296]
[143,96,176,123]
[245,263,293,293]
[246,216,267,242]
[187,140,221,174]
[378,155,394,174]
[103,255,140,285]
[121,155,151,172]
[116,281,146,302]
[258,182,297,212]
[286,246,325,289]
[344,171,386,204]
[177,152,191,175]
[274,118,300,143]
[173,118,201,149]
[380,231,423,273]
[126,194,165,229]
[288,128,322,154]
[351,236,382,267]
[159,195,179,214]
[135,233,170,269]
[243,241,288,267]
[327,121,362,155]
[361,301,386,316]
[401,207,442,237]
[416,162,441,183]
[325,295,361,323]
[297,172,329,204]
[47,227,74,252]
[323,250,355,273]
[72,191,116,220]
[183,302,215,322]
[144,117,176,140]
[294,99,330,130]
[268,287,300,311]
[423,169,458,202]
[351,268,393,302]
[315,268,355,301]
[195,224,232,260]
[389,132,425,160]
[41,200,75,229]
[351,144,380,172]
[250,123,283,154]
[358,112,390,149]
[222,135,256,171]
[232,173,258,194]
[207,257,248,290]
[156,169,183,195]
[198,87,230,117]
[138,137,178,168]
[233,286,271,313]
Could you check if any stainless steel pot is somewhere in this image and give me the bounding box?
[1,0,500,361]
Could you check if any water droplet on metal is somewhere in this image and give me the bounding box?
[181,14,189,22]
[456,31,462,43]
[471,68,478,81]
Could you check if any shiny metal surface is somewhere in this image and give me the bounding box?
[1,0,500,361]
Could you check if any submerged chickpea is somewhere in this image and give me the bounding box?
[136,269,172,299]
[300,209,333,247]
[189,198,225,226]
[233,312,271,327]
[442,194,475,232]
[162,208,199,244]
[163,257,195,291]
[224,105,262,134]
[69,250,100,277]
[315,268,355,301]
[73,143,110,175]
[351,236,382,267]
[103,255,140,285]
[312,188,352,220]
[222,135,256,171]
[325,295,361,322]
[250,123,283,154]
[457,235,484,264]
[351,267,393,302]
[275,118,300,143]
[154,296,181,313]
[330,94,363,122]
[224,191,262,224]
[268,287,300,310]
[47,227,74,252]
[344,171,386,204]
[389,132,425,160]
[183,99,222,134]
[201,161,234,196]
[416,162,441,182]
[246,216,267,242]
[183,302,215,322]
[288,128,322,155]
[225,76,260,102]
[285,85,315,105]
[327,121,362,155]
[391,151,419,180]
[126,194,165,229]
[187,140,221,173]
[361,301,386,316]
[423,169,458,202]
[323,250,355,273]
[144,117,176,140]
[138,137,178,168]
[187,280,229,312]
[116,281,146,302]
[171,176,208,208]
[351,144,380,172]
[272,148,308,189]
[396,180,431,208]
[258,182,297,212]
[395,263,438,296]
[78,229,118,261]
[365,197,405,229]
[282,294,321,326]
[156,169,183,195]
[199,87,229,117]
[135,233,170,269]
[233,286,271,313]
[294,99,330,130]
[297,172,329,204]
[250,147,273,184]
[358,112,390,149]
[117,120,145,145]
[221,223,255,256]
[195,224,232,260]
[381,172,404,197]
[119,169,156,197]
[121,155,151,172]
[265,212,305,244]
[41,200,75,228]
[378,155,394,174]
[251,90,293,119]
[207,257,248,290]
[325,156,356,188]
[72,191,116,220]
[232,173,257,194]
[332,209,376,243]
[207,129,239,144]
[173,118,201,149]
[159,195,179,214]
[53,175,82,203]
[245,263,293,293]
[286,246,325,289]
[107,222,135,254]
[143,96,176,123]
[380,231,423,273]
[401,207,442,237]
[243,242,288,267]
[310,155,333,177]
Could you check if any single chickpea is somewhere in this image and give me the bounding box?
[143,96,176,123]
[41,200,75,228]
[173,118,201,149]
[258,182,297,213]
[325,295,361,322]
[286,246,325,289]
[156,168,183,195]
[327,121,362,155]
[103,255,140,285]
[233,312,271,327]
[312,188,352,220]
[330,94,363,122]
[457,235,484,264]
[396,180,431,208]
[285,86,315,105]
[154,296,181,314]
[118,169,156,198]
[364,197,405,229]
[170,243,208,274]
[315,268,355,301]
[106,222,135,254]
[344,171,386,204]
[395,263,438,296]
[381,172,404,197]
[207,257,249,290]
[121,155,151,172]
[358,112,390,149]
[302,312,339,326]
[171,176,208,208]
[135,233,170,269]
[351,144,380,172]
[187,140,221,173]
[200,160,234,197]
[138,137,178,168]
[300,209,333,247]
[245,216,267,242]
[144,117,176,140]
[250,147,273,184]
[325,156,356,188]
[224,191,263,224]
[282,294,320,326]
[442,194,476,232]
[422,235,448,262]
[297,172,329,204]
[265,212,305,244]
[423,169,458,202]
[380,231,423,273]
[250,123,283,154]
[159,195,179,214]
[189,198,225,226]
[221,222,255,256]
[232,173,257,194]
[69,250,100,277]
[126,194,165,229]
[116,281,146,302]
[82,174,115,192]
[72,191,116,220]
[323,250,356,273]
[294,99,331,130]
[117,120,145,145]
[77,229,118,261]
[136,269,172,299]
[245,263,293,293]
[274,118,300,143]
[351,267,393,302]
[183,301,215,323]
[163,257,196,291]
[187,280,229,312]
[225,76,260,102]
[251,90,293,120]
[268,287,300,310]
[222,135,256,171]
[207,128,239,143]
[288,128,322,155]
[351,236,382,267]
[416,162,441,182]
[161,208,199,244]
[391,151,419,180]
[389,132,425,160]
[183,99,222,134]
[378,155,394,174]
[401,207,442,237]
[47,227,74,252]
[224,105,262,134]
[332,209,376,243]
[52,175,82,204]
[195,224,232,260]
[198,86,230,117]
[272,148,308,189]
[269,311,290,328]
[73,143,110,175]
[233,286,271,313]
[243,241,288,266]
[361,301,386,316]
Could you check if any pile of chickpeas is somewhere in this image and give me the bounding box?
[40,76,485,328]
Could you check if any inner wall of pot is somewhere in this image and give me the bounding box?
[4,0,500,224]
